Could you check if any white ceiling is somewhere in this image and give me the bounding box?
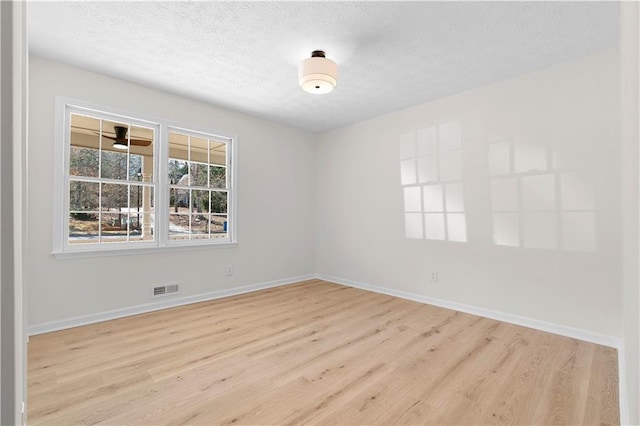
[28,1,619,133]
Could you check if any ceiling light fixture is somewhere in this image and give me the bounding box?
[110,126,130,150]
[112,140,129,150]
[298,50,337,94]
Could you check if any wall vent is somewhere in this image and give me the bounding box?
[152,283,180,298]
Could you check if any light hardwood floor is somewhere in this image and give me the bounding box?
[28,279,619,425]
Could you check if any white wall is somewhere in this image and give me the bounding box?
[27,57,316,328]
[620,2,640,423]
[1,1,27,423]
[317,50,622,338]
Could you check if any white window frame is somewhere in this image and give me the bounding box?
[52,98,238,259]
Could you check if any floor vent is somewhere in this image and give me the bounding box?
[152,283,180,298]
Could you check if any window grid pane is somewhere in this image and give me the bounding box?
[168,130,230,242]
[67,112,156,246]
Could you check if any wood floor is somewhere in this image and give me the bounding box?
[28,279,619,425]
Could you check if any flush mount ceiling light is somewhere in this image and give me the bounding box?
[298,50,337,94]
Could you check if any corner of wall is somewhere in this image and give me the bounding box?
[620,1,640,424]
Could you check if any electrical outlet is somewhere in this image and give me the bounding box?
[430,271,439,283]
[226,265,233,276]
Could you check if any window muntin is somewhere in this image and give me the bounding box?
[57,102,235,255]
[67,112,156,246]
[167,129,229,241]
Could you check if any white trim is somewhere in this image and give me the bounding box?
[618,342,630,425]
[52,97,66,252]
[27,274,315,336]
[317,274,623,349]
[52,241,238,260]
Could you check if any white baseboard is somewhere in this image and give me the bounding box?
[27,274,316,336]
[316,274,622,349]
[618,343,630,426]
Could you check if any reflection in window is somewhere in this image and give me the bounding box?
[489,138,595,251]
[401,121,467,242]
[168,130,229,241]
[68,113,155,245]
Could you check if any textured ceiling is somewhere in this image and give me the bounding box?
[28,1,619,133]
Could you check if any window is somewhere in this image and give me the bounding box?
[53,100,236,257]
[65,112,158,246]
[167,129,229,241]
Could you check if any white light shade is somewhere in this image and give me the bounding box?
[298,53,337,94]
[112,141,128,150]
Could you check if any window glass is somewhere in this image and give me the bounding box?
[168,130,230,241]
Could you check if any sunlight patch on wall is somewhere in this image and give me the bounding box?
[488,136,596,252]
[401,122,596,252]
[401,121,467,242]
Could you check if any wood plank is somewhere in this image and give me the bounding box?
[28,280,619,425]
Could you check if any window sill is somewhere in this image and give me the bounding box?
[52,241,238,260]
